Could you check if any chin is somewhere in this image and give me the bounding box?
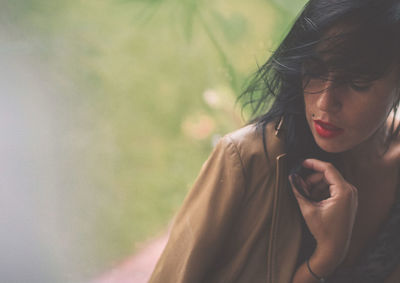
[314,138,352,153]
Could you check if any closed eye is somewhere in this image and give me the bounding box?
[349,81,372,92]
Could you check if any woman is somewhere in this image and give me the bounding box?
[150,0,400,282]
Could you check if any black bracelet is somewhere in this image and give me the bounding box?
[306,258,326,282]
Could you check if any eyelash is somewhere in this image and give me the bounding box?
[349,81,371,92]
[302,74,373,92]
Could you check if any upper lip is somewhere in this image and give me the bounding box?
[314,119,343,130]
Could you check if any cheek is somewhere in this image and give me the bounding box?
[303,94,318,121]
[303,94,315,111]
[349,96,393,134]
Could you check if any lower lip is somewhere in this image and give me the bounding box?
[314,121,344,138]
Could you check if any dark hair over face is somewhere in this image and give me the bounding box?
[239,0,400,170]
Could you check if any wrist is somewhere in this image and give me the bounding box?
[306,258,326,282]
[308,248,341,278]
[314,242,346,265]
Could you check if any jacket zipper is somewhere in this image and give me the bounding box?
[266,153,287,283]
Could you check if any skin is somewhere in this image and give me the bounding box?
[290,68,400,283]
[304,69,399,154]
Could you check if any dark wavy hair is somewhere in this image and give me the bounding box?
[239,0,400,171]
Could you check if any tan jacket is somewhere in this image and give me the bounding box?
[149,122,400,283]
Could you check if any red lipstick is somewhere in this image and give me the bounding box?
[314,120,344,138]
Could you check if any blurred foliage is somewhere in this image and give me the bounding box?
[5,0,306,280]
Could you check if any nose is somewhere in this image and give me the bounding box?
[316,79,342,113]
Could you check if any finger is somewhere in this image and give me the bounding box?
[289,176,306,199]
[302,159,345,186]
[298,175,312,197]
[304,172,330,200]
[290,174,311,197]
[305,172,324,186]
[312,180,330,193]
[289,176,316,215]
[309,181,330,200]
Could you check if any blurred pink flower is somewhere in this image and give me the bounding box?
[181,114,216,140]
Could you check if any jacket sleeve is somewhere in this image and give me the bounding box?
[149,135,246,283]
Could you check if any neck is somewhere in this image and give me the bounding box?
[336,124,389,179]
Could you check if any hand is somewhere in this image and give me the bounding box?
[289,159,359,265]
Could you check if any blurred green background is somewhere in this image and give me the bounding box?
[4,0,306,281]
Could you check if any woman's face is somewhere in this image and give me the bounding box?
[303,69,399,153]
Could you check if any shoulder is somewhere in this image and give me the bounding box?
[219,121,286,177]
[224,121,286,160]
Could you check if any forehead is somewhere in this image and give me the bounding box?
[307,24,398,82]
